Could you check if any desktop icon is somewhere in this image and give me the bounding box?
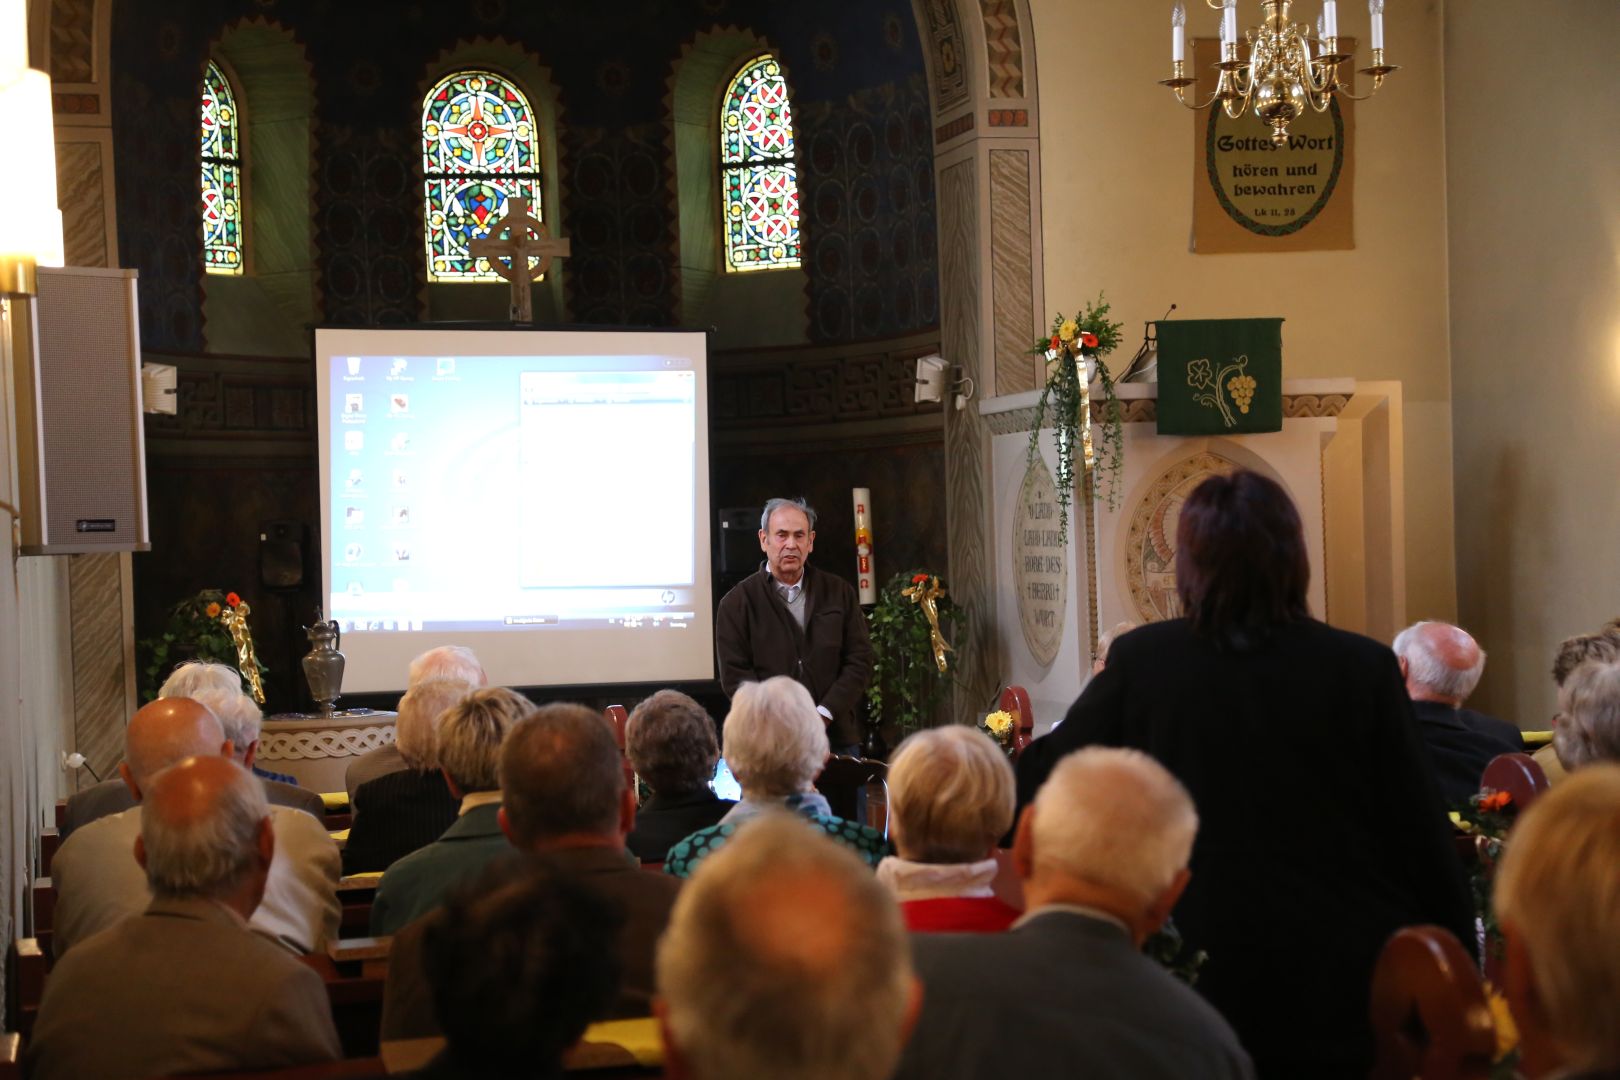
[393,545,411,562]
[345,507,365,527]
[346,357,362,376]
[344,431,364,451]
[436,357,456,376]
[390,393,409,415]
[347,581,364,596]
[391,469,408,490]
[390,358,408,377]
[393,506,411,526]
[346,468,363,490]
[390,432,411,453]
[345,393,363,415]
[344,543,362,562]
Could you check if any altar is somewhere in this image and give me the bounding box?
[984,378,1404,734]
[256,710,399,794]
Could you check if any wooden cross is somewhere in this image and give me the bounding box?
[467,197,570,323]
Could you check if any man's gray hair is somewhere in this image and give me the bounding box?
[408,645,486,689]
[396,677,474,769]
[1393,620,1486,701]
[438,687,534,793]
[722,677,828,798]
[1493,764,1620,1069]
[158,661,243,700]
[188,687,262,751]
[887,725,1014,864]
[759,497,816,532]
[657,815,913,1080]
[1555,657,1620,771]
[499,704,626,845]
[141,758,269,900]
[1031,747,1199,905]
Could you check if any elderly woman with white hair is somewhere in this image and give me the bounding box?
[663,676,887,878]
[877,725,1021,932]
[161,661,305,792]
[341,677,472,873]
[1554,655,1620,775]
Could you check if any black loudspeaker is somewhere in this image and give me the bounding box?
[717,507,762,575]
[260,520,306,588]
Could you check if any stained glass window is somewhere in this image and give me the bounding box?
[422,70,543,283]
[201,61,243,275]
[721,55,801,272]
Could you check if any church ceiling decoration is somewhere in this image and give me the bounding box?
[421,69,543,282]
[721,55,802,273]
[201,60,244,275]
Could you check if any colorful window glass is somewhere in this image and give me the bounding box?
[720,55,801,272]
[201,61,243,275]
[422,70,543,283]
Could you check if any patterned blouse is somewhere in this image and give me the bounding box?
[663,811,889,878]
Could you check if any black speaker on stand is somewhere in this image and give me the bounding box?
[716,506,761,598]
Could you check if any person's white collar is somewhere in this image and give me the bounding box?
[875,855,998,900]
[459,790,502,816]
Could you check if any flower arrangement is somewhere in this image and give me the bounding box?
[137,588,269,703]
[866,569,962,737]
[1027,294,1127,539]
[1451,787,1518,968]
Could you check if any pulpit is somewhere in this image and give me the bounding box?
[257,710,399,793]
[985,378,1404,733]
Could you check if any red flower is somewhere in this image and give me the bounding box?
[226,592,241,608]
[1049,334,1061,352]
[1080,331,1100,349]
[1479,790,1513,813]
[911,573,929,584]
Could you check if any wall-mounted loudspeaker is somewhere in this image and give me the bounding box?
[259,520,306,589]
[717,507,762,575]
[14,267,150,554]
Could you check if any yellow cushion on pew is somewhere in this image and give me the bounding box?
[320,791,349,811]
[571,1017,663,1068]
[1520,730,1552,747]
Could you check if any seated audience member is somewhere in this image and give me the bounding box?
[656,815,918,1080]
[382,702,680,1038]
[877,725,1020,932]
[1092,620,1138,676]
[1543,630,1620,783]
[347,644,487,802]
[895,747,1253,1080]
[411,856,623,1080]
[60,662,320,838]
[1493,764,1620,1080]
[1393,620,1525,805]
[664,677,886,877]
[53,697,340,956]
[1553,655,1620,775]
[342,677,470,873]
[625,690,735,862]
[26,756,340,1080]
[370,686,532,935]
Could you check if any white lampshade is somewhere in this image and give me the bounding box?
[0,45,66,290]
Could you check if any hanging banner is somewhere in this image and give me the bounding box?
[1190,37,1355,253]
[1155,318,1284,435]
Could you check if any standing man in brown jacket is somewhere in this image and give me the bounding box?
[715,497,875,757]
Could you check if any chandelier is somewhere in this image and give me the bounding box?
[1160,0,1396,145]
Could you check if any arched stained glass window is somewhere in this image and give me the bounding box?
[201,60,243,275]
[422,70,543,283]
[720,55,801,272]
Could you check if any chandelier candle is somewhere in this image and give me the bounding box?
[1160,0,1398,145]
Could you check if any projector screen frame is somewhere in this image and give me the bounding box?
[313,322,719,696]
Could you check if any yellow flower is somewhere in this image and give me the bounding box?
[984,710,1015,737]
[1485,986,1519,1061]
[205,602,222,618]
[1058,319,1078,343]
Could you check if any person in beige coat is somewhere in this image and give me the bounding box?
[51,697,340,956]
[26,756,341,1080]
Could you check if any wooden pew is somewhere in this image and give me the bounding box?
[37,828,60,879]
[167,1059,385,1079]
[1480,752,1549,811]
[3,939,46,1042]
[336,875,380,937]
[0,1031,19,1080]
[1001,686,1035,758]
[815,755,890,836]
[1368,926,1496,1080]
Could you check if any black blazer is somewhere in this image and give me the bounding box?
[1015,618,1475,1079]
[341,769,461,875]
[625,789,734,862]
[1410,699,1525,807]
[714,564,874,747]
[895,910,1254,1080]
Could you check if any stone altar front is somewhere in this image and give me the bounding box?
[983,378,1404,734]
[257,710,399,794]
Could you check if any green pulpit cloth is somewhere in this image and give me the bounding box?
[1154,318,1284,435]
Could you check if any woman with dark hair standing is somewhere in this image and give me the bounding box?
[1014,469,1472,1078]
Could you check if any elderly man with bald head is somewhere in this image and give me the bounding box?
[28,756,340,1080]
[1393,620,1525,805]
[51,697,340,956]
